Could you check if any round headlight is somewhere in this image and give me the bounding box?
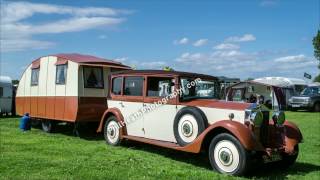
[272,111,285,125]
[250,111,264,126]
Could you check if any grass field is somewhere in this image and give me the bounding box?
[1,111,319,180]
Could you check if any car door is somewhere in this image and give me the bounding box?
[143,76,178,142]
[109,76,145,137]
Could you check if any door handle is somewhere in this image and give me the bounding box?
[119,102,125,108]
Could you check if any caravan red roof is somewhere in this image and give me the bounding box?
[31,53,131,69]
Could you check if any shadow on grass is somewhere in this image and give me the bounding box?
[32,122,320,179]
[0,115,21,119]
[248,162,320,179]
[43,122,104,141]
[120,140,320,179]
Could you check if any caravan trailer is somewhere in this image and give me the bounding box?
[0,76,13,115]
[15,53,131,132]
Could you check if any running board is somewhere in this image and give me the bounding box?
[122,135,201,153]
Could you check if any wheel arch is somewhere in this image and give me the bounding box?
[96,108,126,135]
[174,106,208,146]
[283,120,303,153]
[199,120,263,152]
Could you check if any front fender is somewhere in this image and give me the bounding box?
[207,120,264,151]
[179,120,263,153]
[283,120,303,153]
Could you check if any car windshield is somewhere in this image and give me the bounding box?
[180,77,219,100]
[301,86,320,96]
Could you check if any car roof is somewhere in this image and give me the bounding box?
[111,70,218,80]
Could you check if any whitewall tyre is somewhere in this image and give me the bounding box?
[209,133,250,176]
[174,107,206,146]
[104,116,122,146]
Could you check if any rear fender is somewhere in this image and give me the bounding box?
[96,108,127,138]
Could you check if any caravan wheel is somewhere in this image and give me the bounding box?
[42,120,55,133]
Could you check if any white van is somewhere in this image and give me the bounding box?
[0,76,13,115]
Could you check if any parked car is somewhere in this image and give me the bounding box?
[288,85,320,112]
[96,70,302,176]
[0,76,13,116]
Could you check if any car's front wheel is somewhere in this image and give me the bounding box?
[313,102,320,112]
[104,116,122,146]
[276,145,299,169]
[209,133,250,176]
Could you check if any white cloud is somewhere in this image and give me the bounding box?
[193,39,208,47]
[0,39,55,52]
[173,37,189,45]
[98,35,107,39]
[259,0,277,7]
[225,34,256,42]
[140,61,167,69]
[1,1,131,23]
[0,1,131,52]
[274,54,307,63]
[114,57,128,62]
[175,49,317,79]
[213,43,240,50]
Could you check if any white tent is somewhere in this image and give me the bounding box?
[252,77,307,88]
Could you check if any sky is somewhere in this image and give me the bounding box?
[0,0,319,80]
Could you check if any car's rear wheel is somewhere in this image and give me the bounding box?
[209,133,250,176]
[174,107,206,146]
[104,116,122,146]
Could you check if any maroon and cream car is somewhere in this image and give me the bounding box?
[97,70,302,175]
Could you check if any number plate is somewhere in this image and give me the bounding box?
[292,104,300,108]
[263,153,282,163]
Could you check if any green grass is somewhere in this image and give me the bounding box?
[0,111,319,180]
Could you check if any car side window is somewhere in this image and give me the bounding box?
[124,76,143,96]
[31,68,39,86]
[112,77,122,95]
[147,77,174,97]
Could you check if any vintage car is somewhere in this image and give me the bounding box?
[97,70,302,175]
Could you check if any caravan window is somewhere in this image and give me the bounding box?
[0,87,3,97]
[83,67,104,88]
[31,68,39,86]
[56,65,67,84]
